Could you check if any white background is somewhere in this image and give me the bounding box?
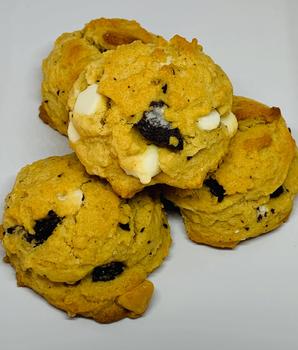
[1,0,298,349]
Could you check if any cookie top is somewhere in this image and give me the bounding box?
[68,35,236,198]
[2,153,171,283]
[1,153,171,322]
[40,18,160,135]
[163,96,297,247]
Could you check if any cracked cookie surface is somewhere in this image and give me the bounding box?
[68,35,235,198]
[40,18,161,135]
[1,153,171,323]
[163,96,298,248]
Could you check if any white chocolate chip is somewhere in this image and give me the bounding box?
[57,189,83,208]
[257,205,268,219]
[70,189,84,207]
[258,206,268,215]
[197,110,220,131]
[74,84,105,116]
[68,120,81,144]
[160,56,172,67]
[220,112,238,135]
[122,146,160,184]
[57,194,68,201]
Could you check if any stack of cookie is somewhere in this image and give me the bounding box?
[1,18,297,323]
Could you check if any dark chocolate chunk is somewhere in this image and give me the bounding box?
[257,214,263,222]
[204,178,225,203]
[136,101,183,150]
[162,84,168,94]
[163,223,168,229]
[6,227,15,234]
[119,223,130,231]
[159,193,180,213]
[5,225,26,237]
[92,262,125,282]
[25,210,61,246]
[270,185,284,198]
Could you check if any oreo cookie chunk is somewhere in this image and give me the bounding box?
[40,18,161,135]
[136,101,183,150]
[1,153,172,323]
[68,34,236,198]
[163,96,298,248]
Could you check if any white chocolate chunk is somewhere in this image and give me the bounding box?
[220,112,238,135]
[117,280,154,315]
[123,146,160,184]
[197,110,220,131]
[160,56,172,67]
[57,190,83,208]
[69,189,84,208]
[74,84,104,116]
[57,194,68,201]
[68,120,81,144]
[257,205,268,218]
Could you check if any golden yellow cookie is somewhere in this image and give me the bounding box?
[163,96,297,248]
[1,153,171,323]
[40,18,161,135]
[68,35,235,198]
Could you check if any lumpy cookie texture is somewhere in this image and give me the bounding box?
[1,153,172,323]
[68,35,235,198]
[163,96,298,248]
[40,18,161,135]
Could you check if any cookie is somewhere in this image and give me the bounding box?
[40,18,161,135]
[1,153,172,323]
[67,35,236,198]
[163,96,298,248]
